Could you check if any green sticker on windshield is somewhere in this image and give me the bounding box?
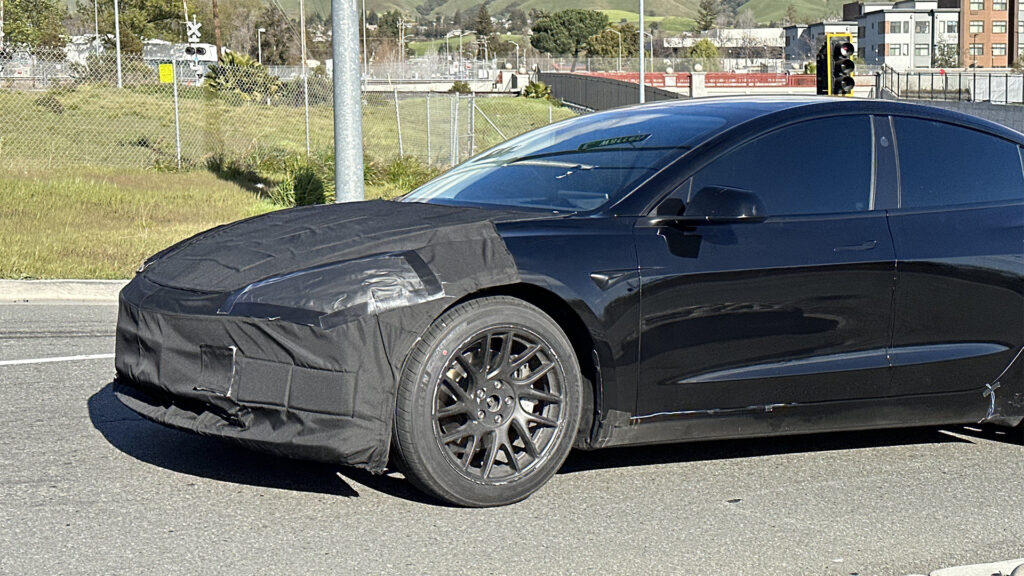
[577,134,651,151]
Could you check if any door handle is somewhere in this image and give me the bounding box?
[833,240,878,252]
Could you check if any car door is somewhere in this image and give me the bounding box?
[886,116,1024,403]
[633,114,897,418]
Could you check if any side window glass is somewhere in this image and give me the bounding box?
[894,117,1024,208]
[691,116,873,216]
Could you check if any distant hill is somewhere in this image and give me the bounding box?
[356,0,843,24]
[121,0,841,29]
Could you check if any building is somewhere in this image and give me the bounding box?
[959,0,1018,66]
[672,28,785,70]
[783,22,860,66]
[855,0,960,68]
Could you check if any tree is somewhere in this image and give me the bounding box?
[93,0,181,54]
[688,37,721,70]
[2,0,67,47]
[529,8,608,71]
[735,8,756,29]
[474,5,494,37]
[253,5,297,65]
[586,23,640,59]
[784,4,799,25]
[378,10,403,37]
[933,43,960,68]
[695,0,721,32]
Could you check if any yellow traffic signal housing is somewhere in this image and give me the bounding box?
[825,33,856,97]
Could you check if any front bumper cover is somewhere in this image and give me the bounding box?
[114,278,399,471]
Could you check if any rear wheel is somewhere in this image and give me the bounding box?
[392,296,582,507]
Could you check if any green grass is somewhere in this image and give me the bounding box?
[0,167,276,279]
[600,10,696,32]
[739,0,845,23]
[0,87,573,278]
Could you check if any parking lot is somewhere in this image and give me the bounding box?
[2,302,1023,575]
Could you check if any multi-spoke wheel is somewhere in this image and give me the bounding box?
[393,296,582,507]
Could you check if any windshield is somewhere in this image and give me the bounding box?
[402,106,728,212]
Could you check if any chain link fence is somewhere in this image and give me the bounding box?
[0,47,576,174]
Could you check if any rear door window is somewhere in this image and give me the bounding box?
[893,117,1024,209]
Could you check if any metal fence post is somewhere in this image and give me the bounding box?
[303,69,310,156]
[468,92,475,157]
[426,92,431,164]
[394,88,403,157]
[452,93,460,164]
[172,58,181,170]
[548,103,552,124]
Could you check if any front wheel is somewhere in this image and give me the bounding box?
[392,296,582,507]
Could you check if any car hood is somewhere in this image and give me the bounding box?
[140,200,535,293]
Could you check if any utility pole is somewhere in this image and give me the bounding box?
[332,0,364,202]
[639,0,645,102]
[211,0,222,61]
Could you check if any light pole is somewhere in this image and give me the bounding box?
[93,0,100,54]
[508,39,520,71]
[639,0,645,102]
[606,27,622,71]
[643,31,654,73]
[113,0,123,88]
[257,27,265,65]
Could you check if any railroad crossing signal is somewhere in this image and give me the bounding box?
[186,15,202,44]
[816,33,856,97]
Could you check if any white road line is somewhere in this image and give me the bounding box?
[0,353,115,366]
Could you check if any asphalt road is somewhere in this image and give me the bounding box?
[1,302,1022,575]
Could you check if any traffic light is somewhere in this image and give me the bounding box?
[815,33,856,96]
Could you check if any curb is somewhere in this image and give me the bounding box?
[0,280,127,303]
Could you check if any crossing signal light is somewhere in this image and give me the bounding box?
[816,33,856,96]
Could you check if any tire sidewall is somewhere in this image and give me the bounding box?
[401,299,582,507]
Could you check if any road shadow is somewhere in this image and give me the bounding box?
[558,425,975,475]
[89,381,984,504]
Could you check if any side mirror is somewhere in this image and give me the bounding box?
[651,186,767,226]
[683,186,766,223]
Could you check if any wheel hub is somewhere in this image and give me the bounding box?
[432,328,565,483]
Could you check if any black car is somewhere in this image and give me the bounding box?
[114,97,1024,507]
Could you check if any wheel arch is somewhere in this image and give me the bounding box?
[448,282,611,449]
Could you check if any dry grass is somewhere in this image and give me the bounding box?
[0,167,276,279]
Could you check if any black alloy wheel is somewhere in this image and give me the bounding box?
[392,296,582,507]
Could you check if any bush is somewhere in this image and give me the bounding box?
[449,80,472,94]
[204,52,280,101]
[34,92,64,114]
[277,71,332,107]
[292,166,325,206]
[521,81,552,100]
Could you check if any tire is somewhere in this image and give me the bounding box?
[392,296,583,507]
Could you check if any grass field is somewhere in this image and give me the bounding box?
[600,10,696,32]
[0,87,572,278]
[0,168,276,279]
[0,84,571,170]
